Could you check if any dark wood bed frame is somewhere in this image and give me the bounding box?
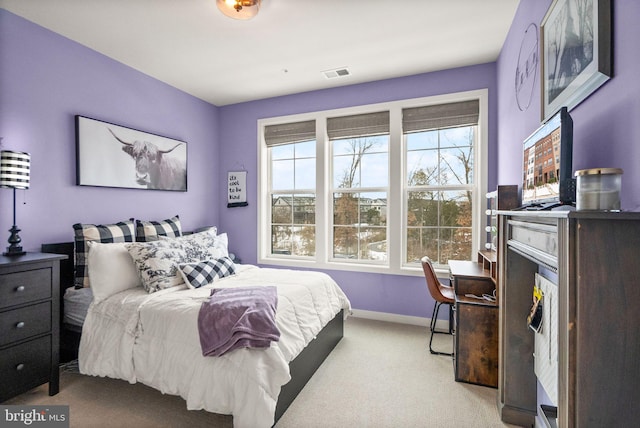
[41,242,344,424]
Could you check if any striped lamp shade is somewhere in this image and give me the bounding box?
[0,150,30,190]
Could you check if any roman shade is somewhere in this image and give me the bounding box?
[264,120,316,147]
[402,100,479,133]
[327,111,390,140]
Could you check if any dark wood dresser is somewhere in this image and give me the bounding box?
[0,252,67,402]
[497,211,640,427]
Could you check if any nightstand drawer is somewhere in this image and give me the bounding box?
[0,336,51,400]
[0,268,51,309]
[0,302,51,346]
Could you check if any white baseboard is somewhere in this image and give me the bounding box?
[349,309,450,331]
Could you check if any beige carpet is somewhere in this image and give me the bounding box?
[5,317,516,428]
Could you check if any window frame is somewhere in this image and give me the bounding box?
[258,89,488,277]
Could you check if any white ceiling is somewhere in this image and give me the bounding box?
[1,0,520,106]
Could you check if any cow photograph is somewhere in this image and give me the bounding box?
[76,116,187,191]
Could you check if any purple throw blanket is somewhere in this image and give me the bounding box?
[197,286,280,357]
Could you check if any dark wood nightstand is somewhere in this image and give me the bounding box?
[0,252,67,403]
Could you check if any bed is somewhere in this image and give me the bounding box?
[42,229,351,428]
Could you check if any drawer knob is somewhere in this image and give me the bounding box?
[16,321,25,329]
[16,363,25,371]
[16,285,25,292]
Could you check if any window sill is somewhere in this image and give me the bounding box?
[258,256,451,278]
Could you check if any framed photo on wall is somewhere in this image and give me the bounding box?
[76,116,187,191]
[540,0,612,121]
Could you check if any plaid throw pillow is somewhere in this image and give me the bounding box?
[136,215,182,242]
[179,257,236,289]
[73,220,135,288]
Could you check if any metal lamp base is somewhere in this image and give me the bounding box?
[3,225,26,257]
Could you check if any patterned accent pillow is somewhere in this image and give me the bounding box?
[73,220,135,288]
[136,215,182,242]
[125,230,221,293]
[160,231,228,259]
[178,257,236,289]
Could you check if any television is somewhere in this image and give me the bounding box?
[521,107,575,209]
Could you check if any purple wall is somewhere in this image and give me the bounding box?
[0,10,220,247]
[497,0,640,211]
[218,64,498,317]
[3,0,637,320]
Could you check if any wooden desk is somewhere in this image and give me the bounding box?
[449,259,495,295]
[449,258,498,388]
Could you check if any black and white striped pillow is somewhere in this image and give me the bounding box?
[179,257,236,289]
[136,215,182,242]
[73,220,135,288]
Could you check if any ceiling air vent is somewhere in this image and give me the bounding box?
[322,67,351,79]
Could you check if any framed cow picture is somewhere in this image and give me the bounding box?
[76,116,187,191]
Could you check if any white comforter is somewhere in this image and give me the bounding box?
[79,265,351,428]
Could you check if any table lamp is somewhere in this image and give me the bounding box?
[0,150,30,256]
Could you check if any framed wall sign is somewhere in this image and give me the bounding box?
[540,0,612,121]
[76,116,187,191]
[228,170,248,207]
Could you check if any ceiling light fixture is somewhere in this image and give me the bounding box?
[217,0,261,20]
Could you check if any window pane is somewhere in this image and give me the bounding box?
[272,195,292,224]
[440,190,472,228]
[360,192,387,226]
[333,155,358,188]
[439,146,473,185]
[439,227,472,262]
[271,225,292,255]
[333,225,387,262]
[333,193,359,225]
[333,226,357,259]
[332,136,388,189]
[334,192,387,226]
[407,150,438,185]
[332,191,388,263]
[294,140,316,158]
[333,139,356,156]
[360,226,387,261]
[272,159,294,190]
[271,144,294,160]
[407,191,438,227]
[406,227,438,263]
[293,226,316,257]
[295,158,315,189]
[360,152,388,187]
[292,194,315,225]
[406,130,438,151]
[440,127,474,149]
[405,190,473,266]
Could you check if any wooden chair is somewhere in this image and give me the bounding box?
[421,256,455,356]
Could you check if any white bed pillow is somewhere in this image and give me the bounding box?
[212,232,229,258]
[87,241,142,303]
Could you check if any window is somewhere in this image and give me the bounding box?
[259,90,487,275]
[265,120,316,257]
[329,112,389,263]
[404,100,479,266]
